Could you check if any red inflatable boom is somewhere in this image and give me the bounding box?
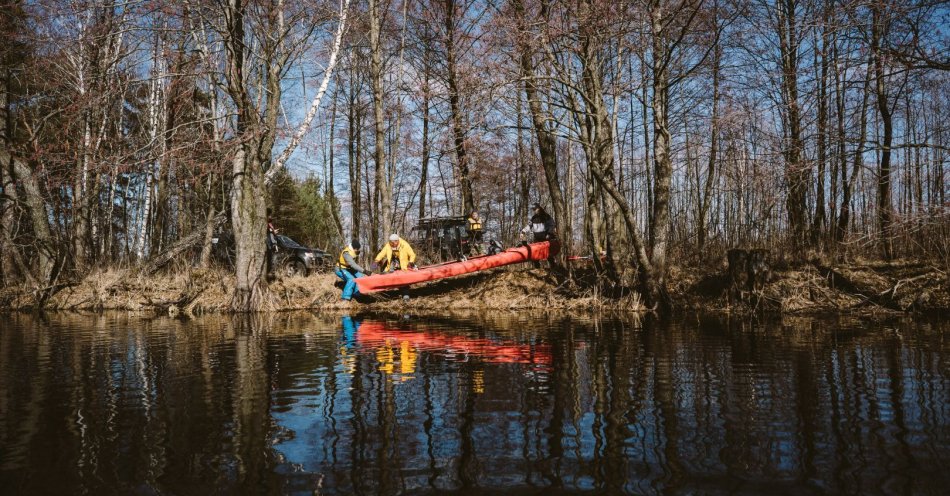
[355,240,557,293]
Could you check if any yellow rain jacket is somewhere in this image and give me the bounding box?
[375,238,416,272]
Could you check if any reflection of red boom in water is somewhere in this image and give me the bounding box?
[354,241,557,293]
[356,321,552,367]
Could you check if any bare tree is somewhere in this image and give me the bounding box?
[219,0,348,310]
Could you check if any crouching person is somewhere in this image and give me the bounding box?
[375,234,417,272]
[335,240,371,301]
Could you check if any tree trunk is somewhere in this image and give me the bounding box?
[777,0,808,246]
[3,150,54,285]
[649,3,672,287]
[585,164,605,262]
[0,155,16,285]
[836,68,871,245]
[872,5,894,260]
[198,204,216,269]
[230,147,268,310]
[328,88,344,239]
[516,93,530,237]
[698,12,721,253]
[102,160,119,261]
[138,52,162,260]
[348,68,362,240]
[369,0,392,239]
[444,0,474,215]
[0,68,17,284]
[640,53,653,227]
[223,0,269,310]
[512,0,567,256]
[152,72,177,256]
[419,53,430,221]
[811,5,830,246]
[73,115,91,270]
[832,28,846,244]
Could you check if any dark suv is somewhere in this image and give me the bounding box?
[212,232,332,277]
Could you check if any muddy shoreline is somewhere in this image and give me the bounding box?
[1,260,946,316]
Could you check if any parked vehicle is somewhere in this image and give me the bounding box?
[409,216,477,264]
[212,232,332,277]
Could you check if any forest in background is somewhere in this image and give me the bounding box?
[0,0,947,310]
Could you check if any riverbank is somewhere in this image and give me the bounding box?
[0,266,628,315]
[0,258,946,315]
[672,257,949,314]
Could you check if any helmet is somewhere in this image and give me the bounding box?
[389,234,400,242]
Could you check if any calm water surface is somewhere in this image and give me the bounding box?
[0,312,947,495]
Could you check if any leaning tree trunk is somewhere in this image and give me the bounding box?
[585,163,605,265]
[3,150,54,286]
[588,156,660,309]
[576,1,627,282]
[513,0,567,257]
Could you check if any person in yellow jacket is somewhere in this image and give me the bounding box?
[466,210,483,256]
[375,234,417,272]
[335,240,371,301]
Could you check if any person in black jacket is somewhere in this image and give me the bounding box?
[521,203,556,242]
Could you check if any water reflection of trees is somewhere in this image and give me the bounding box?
[0,312,947,494]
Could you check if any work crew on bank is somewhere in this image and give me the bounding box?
[337,205,555,302]
[335,234,419,301]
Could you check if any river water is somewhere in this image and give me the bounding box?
[0,311,947,495]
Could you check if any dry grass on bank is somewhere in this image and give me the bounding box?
[0,257,945,315]
[0,267,344,315]
[0,265,628,314]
